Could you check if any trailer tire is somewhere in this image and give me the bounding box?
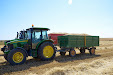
[7,49,26,65]
[89,48,95,55]
[69,49,76,57]
[60,52,66,56]
[38,42,56,61]
[80,48,85,54]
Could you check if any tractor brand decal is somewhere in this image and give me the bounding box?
[10,40,28,44]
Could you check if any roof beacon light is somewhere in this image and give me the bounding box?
[32,24,34,27]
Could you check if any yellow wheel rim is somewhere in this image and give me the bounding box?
[13,52,24,63]
[71,50,75,56]
[43,46,54,58]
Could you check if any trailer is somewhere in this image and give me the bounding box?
[57,35,99,56]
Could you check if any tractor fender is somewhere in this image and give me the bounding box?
[36,39,54,50]
[16,47,28,57]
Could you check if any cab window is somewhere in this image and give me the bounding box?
[32,30,41,43]
[42,30,48,39]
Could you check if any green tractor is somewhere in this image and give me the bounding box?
[1,27,56,65]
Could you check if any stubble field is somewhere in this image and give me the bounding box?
[0,38,113,75]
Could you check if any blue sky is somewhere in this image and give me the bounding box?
[0,0,113,40]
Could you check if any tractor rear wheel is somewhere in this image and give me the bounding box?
[69,49,76,57]
[38,42,56,61]
[7,49,26,65]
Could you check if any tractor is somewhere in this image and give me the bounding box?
[1,26,56,65]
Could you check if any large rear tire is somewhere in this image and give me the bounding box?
[38,42,56,61]
[7,49,26,65]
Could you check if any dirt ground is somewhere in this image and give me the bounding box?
[0,39,113,75]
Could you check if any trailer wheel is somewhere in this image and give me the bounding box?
[89,48,95,55]
[7,49,26,65]
[4,54,8,61]
[69,49,76,57]
[60,52,66,56]
[80,48,85,54]
[38,42,56,61]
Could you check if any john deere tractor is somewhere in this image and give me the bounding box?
[1,26,56,65]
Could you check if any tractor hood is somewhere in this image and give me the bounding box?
[4,39,20,45]
[6,39,28,48]
[7,39,28,44]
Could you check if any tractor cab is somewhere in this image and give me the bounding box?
[26,27,50,49]
[26,27,49,41]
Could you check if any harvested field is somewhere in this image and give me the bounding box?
[0,39,113,75]
[0,41,4,45]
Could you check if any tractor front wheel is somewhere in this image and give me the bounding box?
[7,49,26,65]
[38,42,56,61]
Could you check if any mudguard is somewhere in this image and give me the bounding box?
[16,47,28,57]
[36,39,54,50]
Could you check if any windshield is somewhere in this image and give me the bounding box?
[32,30,41,43]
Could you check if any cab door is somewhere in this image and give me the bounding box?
[32,30,42,49]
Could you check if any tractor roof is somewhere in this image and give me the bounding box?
[26,27,50,31]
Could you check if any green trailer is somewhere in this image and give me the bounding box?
[57,35,99,56]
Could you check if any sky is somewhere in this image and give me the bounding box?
[0,0,113,40]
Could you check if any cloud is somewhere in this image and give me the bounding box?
[68,0,72,5]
